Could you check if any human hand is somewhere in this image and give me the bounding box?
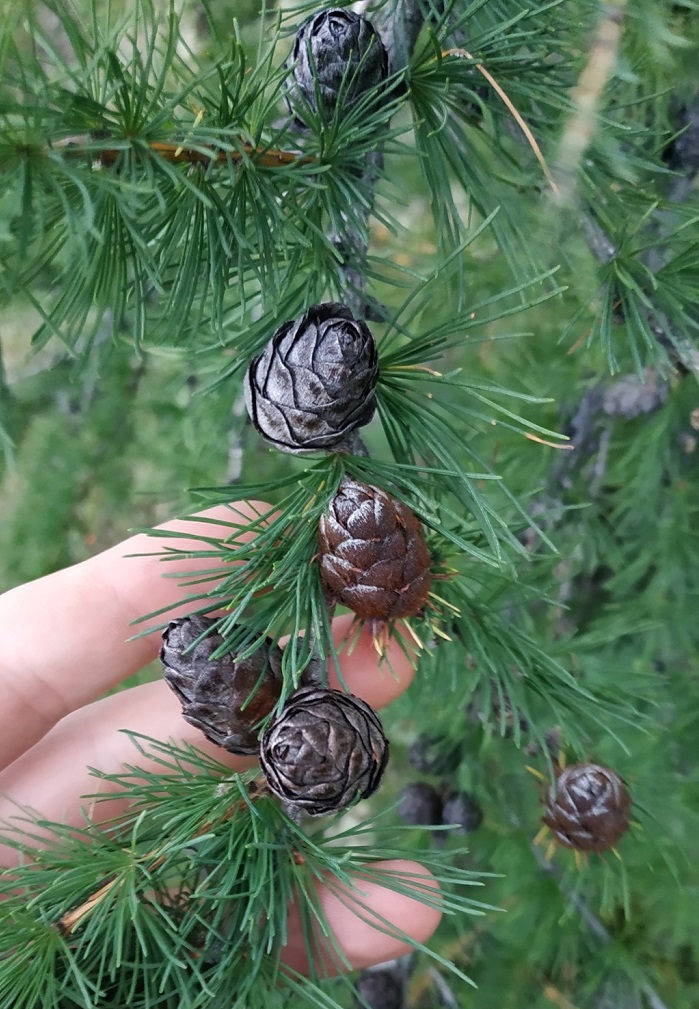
[0,505,441,971]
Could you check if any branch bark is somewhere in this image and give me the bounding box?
[328,0,428,320]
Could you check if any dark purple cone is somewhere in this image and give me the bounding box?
[354,967,404,1009]
[398,782,443,826]
[442,791,483,834]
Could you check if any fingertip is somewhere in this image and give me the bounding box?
[284,858,442,975]
[324,858,442,967]
[330,615,417,709]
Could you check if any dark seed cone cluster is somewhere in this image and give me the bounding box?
[286,7,388,128]
[543,762,631,853]
[161,615,283,755]
[318,479,432,633]
[244,303,378,454]
[260,687,388,815]
[398,781,483,836]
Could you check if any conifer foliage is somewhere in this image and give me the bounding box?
[1,1,699,1007]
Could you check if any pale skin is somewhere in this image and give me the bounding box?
[0,504,441,973]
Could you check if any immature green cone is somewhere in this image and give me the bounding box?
[259,687,388,815]
[318,479,432,626]
[286,7,388,127]
[161,615,283,755]
[543,762,631,852]
[244,303,378,455]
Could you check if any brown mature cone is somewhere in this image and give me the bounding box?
[259,687,388,815]
[318,479,432,628]
[543,762,631,852]
[161,615,283,755]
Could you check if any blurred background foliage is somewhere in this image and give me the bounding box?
[1,0,699,1007]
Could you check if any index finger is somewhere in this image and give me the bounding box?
[0,502,269,769]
